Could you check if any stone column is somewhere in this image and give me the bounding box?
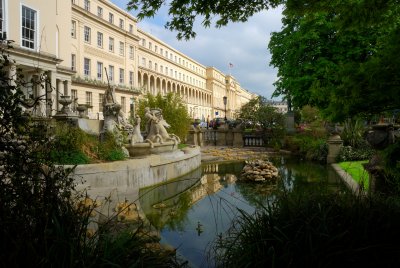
[56,79,63,112]
[327,134,343,164]
[233,131,244,147]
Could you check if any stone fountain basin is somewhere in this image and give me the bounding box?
[126,141,178,157]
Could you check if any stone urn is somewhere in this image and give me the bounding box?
[76,104,89,118]
[58,95,73,114]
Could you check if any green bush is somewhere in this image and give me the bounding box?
[336,144,374,162]
[341,118,366,147]
[98,132,126,161]
[285,134,328,162]
[50,123,126,164]
[137,93,191,142]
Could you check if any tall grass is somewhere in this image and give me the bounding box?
[213,191,400,267]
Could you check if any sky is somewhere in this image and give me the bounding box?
[111,1,284,99]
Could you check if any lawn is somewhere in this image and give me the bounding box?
[338,161,369,191]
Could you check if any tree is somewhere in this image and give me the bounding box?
[127,0,400,122]
[237,96,285,146]
[269,1,400,121]
[137,92,192,141]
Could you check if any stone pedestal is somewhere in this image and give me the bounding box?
[285,111,295,134]
[327,134,343,164]
[233,131,244,147]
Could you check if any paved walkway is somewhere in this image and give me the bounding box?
[200,146,291,162]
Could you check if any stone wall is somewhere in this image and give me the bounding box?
[71,146,201,203]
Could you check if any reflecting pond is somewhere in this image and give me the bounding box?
[139,157,348,267]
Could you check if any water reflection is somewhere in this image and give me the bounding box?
[138,157,347,267]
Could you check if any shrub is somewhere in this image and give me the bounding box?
[336,144,374,162]
[284,134,328,163]
[1,41,179,267]
[341,118,366,147]
[98,132,126,161]
[137,93,191,142]
[213,191,400,267]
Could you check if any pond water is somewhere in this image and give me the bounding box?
[138,157,348,268]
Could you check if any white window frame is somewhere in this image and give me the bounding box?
[119,41,124,56]
[129,71,133,86]
[129,24,133,33]
[109,37,114,52]
[97,31,103,47]
[85,91,92,110]
[97,6,103,17]
[71,20,76,38]
[84,26,91,43]
[119,68,124,84]
[108,65,114,82]
[108,12,113,24]
[84,0,90,11]
[119,18,124,29]
[129,45,134,59]
[20,4,38,50]
[99,93,104,112]
[84,58,91,77]
[71,54,76,71]
[97,62,103,80]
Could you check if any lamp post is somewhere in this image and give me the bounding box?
[223,96,227,121]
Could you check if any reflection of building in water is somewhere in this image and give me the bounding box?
[190,173,237,204]
[191,174,221,204]
[203,163,219,174]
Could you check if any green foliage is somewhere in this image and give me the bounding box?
[0,43,85,267]
[336,145,374,162]
[49,123,125,164]
[50,122,93,164]
[98,132,126,161]
[381,141,400,180]
[269,1,400,121]
[1,42,180,267]
[338,161,369,190]
[237,96,286,147]
[137,92,191,142]
[300,105,320,123]
[285,134,328,163]
[213,191,400,267]
[341,118,366,148]
[126,1,400,120]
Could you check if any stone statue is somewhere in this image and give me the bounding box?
[102,86,133,133]
[144,107,180,147]
[129,114,143,145]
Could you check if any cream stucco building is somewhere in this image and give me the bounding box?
[2,0,255,120]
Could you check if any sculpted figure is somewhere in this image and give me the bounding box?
[144,107,180,147]
[129,114,144,145]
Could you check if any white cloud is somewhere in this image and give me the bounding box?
[112,1,283,99]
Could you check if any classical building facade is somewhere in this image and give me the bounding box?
[2,0,255,120]
[1,0,74,117]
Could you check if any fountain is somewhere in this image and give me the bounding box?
[101,86,182,158]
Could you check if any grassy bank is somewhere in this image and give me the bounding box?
[338,160,369,190]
